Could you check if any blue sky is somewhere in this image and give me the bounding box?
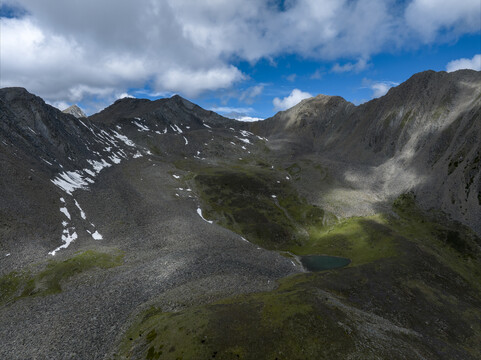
[1,0,480,119]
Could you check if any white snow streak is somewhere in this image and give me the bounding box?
[49,229,78,256]
[170,124,183,134]
[87,159,112,173]
[60,207,71,220]
[91,231,103,240]
[235,136,251,144]
[41,158,53,166]
[197,208,213,224]
[133,120,150,131]
[240,130,253,137]
[51,171,90,195]
[183,136,188,145]
[109,155,122,164]
[74,199,86,220]
[112,131,136,147]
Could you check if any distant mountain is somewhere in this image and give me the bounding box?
[62,104,86,118]
[0,70,480,360]
[251,69,481,234]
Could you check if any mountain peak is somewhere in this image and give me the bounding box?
[62,104,86,118]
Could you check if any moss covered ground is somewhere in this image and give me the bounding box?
[0,250,124,306]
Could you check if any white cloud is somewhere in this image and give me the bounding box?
[158,66,244,97]
[286,74,297,82]
[310,69,323,80]
[364,80,399,98]
[47,100,70,111]
[273,89,312,111]
[239,85,264,103]
[211,106,255,114]
[331,58,370,73]
[236,116,264,122]
[446,54,481,72]
[116,93,135,100]
[405,0,481,42]
[0,0,479,107]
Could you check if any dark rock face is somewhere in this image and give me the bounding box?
[250,70,481,234]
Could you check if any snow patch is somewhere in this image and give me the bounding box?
[84,169,96,177]
[183,136,188,145]
[112,131,136,147]
[87,159,112,173]
[170,124,183,134]
[133,151,143,158]
[133,120,150,131]
[74,199,86,220]
[172,174,180,179]
[203,123,212,129]
[240,130,253,137]
[197,208,213,224]
[60,207,71,220]
[109,155,121,164]
[235,136,251,144]
[91,231,103,240]
[52,171,90,195]
[49,229,78,256]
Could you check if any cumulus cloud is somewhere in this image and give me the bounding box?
[331,58,370,73]
[158,66,244,97]
[236,116,264,122]
[405,0,481,41]
[273,89,313,111]
[117,93,135,100]
[363,80,399,98]
[0,0,479,106]
[446,54,481,72]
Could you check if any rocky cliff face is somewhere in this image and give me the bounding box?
[251,69,481,234]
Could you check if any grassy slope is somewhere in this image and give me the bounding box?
[114,160,481,359]
[0,250,124,306]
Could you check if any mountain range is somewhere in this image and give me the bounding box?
[0,69,480,359]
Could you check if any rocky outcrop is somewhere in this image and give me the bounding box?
[62,105,86,118]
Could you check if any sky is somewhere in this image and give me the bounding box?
[0,0,480,120]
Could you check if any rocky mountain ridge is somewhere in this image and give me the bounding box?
[251,69,481,234]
